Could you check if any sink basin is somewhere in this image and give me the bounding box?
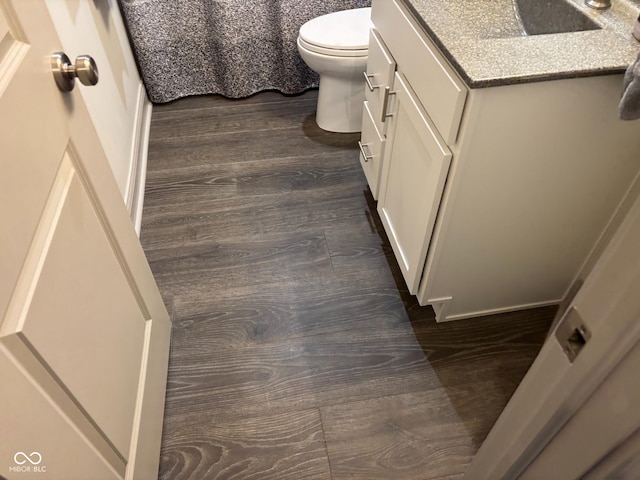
[476,0,605,39]
[515,0,602,35]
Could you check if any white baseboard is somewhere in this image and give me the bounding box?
[429,297,452,322]
[431,298,561,323]
[126,84,153,237]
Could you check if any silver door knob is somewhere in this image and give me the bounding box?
[51,52,99,92]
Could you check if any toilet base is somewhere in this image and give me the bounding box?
[315,75,366,133]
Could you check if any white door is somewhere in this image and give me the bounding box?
[464,183,640,479]
[0,1,170,479]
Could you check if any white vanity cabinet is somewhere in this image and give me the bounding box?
[362,0,640,322]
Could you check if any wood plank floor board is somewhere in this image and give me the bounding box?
[141,188,374,253]
[320,387,494,480]
[151,91,312,116]
[144,164,238,205]
[161,321,546,423]
[141,188,370,237]
[144,148,360,187]
[159,408,331,480]
[149,94,318,140]
[147,122,360,173]
[147,231,335,295]
[146,230,330,271]
[140,90,555,479]
[324,224,393,275]
[163,327,434,412]
[143,150,366,209]
[169,276,409,351]
[234,151,363,197]
[320,377,536,479]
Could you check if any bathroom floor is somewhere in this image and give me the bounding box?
[140,90,555,480]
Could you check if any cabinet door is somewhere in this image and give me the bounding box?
[378,73,452,294]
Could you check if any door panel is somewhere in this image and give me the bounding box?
[0,0,68,319]
[0,1,21,60]
[13,152,147,457]
[0,346,122,480]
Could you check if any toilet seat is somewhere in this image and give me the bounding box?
[297,37,367,58]
[298,7,371,57]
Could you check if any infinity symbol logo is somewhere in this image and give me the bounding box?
[14,452,42,465]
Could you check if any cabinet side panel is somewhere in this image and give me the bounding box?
[420,75,640,320]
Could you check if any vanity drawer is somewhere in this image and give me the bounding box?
[364,28,396,136]
[359,101,386,199]
[372,0,467,144]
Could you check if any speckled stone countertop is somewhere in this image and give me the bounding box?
[399,0,640,87]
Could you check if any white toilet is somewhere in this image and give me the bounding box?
[297,8,372,133]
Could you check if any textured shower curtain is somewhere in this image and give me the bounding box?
[119,0,371,103]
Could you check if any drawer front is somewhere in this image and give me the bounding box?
[378,72,452,294]
[364,28,396,136]
[359,101,386,199]
[372,0,467,144]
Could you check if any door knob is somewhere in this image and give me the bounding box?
[51,52,99,92]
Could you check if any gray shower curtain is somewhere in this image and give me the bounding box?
[118,0,371,103]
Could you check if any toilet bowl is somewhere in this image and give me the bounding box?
[297,8,372,133]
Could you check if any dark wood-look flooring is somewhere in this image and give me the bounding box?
[140,90,555,480]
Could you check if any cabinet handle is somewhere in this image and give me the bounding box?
[363,72,378,92]
[381,86,396,123]
[358,141,373,162]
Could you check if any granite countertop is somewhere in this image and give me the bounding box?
[400,0,640,87]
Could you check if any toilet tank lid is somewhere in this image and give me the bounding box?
[299,8,372,50]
